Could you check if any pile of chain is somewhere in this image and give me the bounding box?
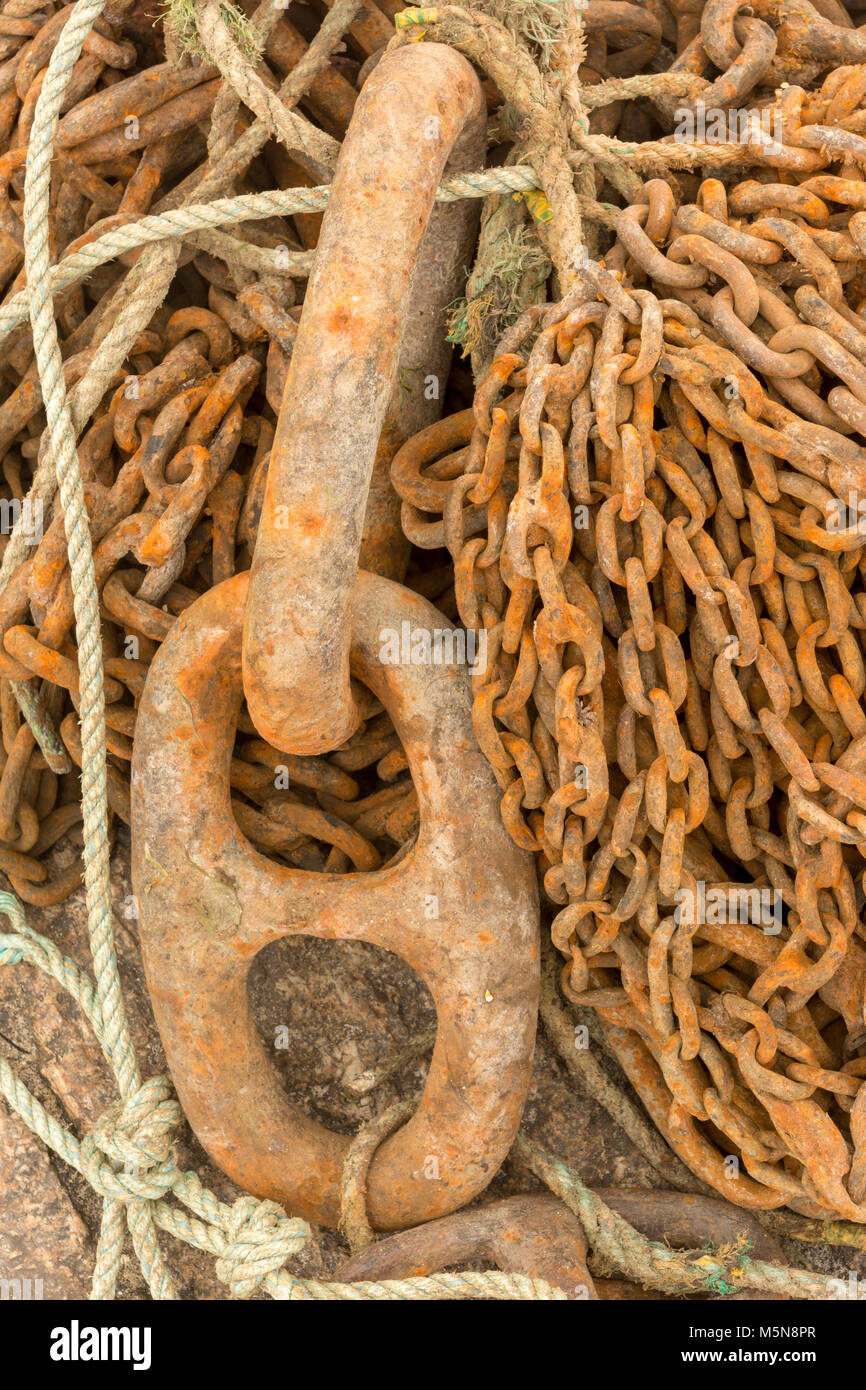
[399,60,866,1219]
[0,0,396,905]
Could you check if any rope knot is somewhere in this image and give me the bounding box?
[214,1196,309,1298]
[80,1075,181,1202]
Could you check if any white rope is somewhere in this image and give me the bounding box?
[0,166,546,353]
[23,0,174,1300]
[0,887,567,1300]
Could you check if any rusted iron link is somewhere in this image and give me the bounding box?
[335,1188,788,1299]
[0,347,352,892]
[394,146,866,1220]
[242,41,486,755]
[131,570,538,1228]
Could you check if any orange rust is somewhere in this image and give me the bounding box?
[131,572,539,1229]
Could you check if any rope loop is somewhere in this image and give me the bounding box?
[214,1196,310,1298]
[80,1076,181,1202]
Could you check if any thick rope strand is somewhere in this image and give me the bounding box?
[22,0,175,1301]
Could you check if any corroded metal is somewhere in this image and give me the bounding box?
[9,0,866,1247]
[396,145,866,1221]
[338,1193,597,1298]
[126,42,539,1230]
[335,1188,788,1298]
[242,41,486,755]
[131,570,538,1229]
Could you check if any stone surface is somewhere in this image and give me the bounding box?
[0,1101,91,1300]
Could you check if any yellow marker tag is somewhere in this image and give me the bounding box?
[516,189,553,224]
[395,6,438,30]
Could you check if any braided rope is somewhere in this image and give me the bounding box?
[0,167,549,352]
[22,0,178,1301]
[195,0,340,168]
[339,1100,415,1254]
[517,1134,849,1302]
[0,240,182,606]
[0,164,567,597]
[24,0,127,1090]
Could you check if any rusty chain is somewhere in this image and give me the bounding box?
[394,79,866,1217]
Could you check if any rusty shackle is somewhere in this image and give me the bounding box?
[242,42,486,755]
[132,571,538,1228]
[132,43,539,1230]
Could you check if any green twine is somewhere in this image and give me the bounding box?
[447,205,550,380]
[162,0,264,63]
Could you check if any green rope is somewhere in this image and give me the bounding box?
[516,1133,852,1300]
[447,189,551,381]
[24,0,174,1301]
[163,0,264,65]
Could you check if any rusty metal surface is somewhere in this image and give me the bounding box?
[0,31,484,904]
[124,43,539,1232]
[335,1187,788,1298]
[11,0,866,1279]
[131,569,538,1229]
[397,141,866,1222]
[242,41,486,755]
[337,1192,597,1297]
[0,0,795,927]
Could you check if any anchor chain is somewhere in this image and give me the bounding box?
[398,150,866,1221]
